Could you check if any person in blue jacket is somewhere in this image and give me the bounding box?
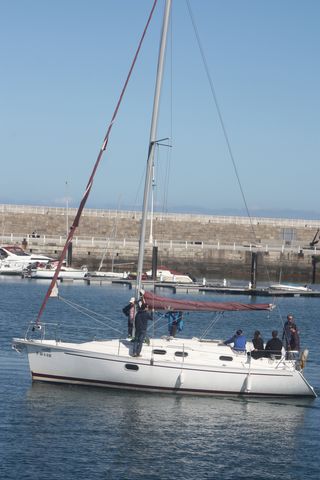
[166,311,184,337]
[224,329,247,352]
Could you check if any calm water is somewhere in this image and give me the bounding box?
[1,277,320,480]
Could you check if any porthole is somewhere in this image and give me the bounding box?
[219,356,233,361]
[153,349,167,355]
[175,351,188,357]
[125,364,139,371]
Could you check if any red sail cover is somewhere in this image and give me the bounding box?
[144,292,273,312]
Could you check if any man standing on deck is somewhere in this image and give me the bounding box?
[122,297,136,338]
[132,303,152,357]
[282,314,297,350]
[288,325,300,356]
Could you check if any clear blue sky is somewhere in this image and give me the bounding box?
[1,0,320,218]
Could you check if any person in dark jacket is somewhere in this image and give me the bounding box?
[224,329,246,352]
[282,314,297,350]
[289,325,300,353]
[132,304,152,357]
[265,330,283,358]
[251,330,264,359]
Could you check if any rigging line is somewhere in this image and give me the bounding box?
[58,295,120,326]
[199,312,224,340]
[185,1,256,238]
[149,312,167,331]
[59,297,122,334]
[185,1,278,296]
[35,0,159,324]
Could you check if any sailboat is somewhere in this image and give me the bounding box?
[25,260,88,280]
[12,0,316,397]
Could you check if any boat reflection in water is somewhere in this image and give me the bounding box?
[25,382,318,478]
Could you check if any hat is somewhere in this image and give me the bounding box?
[129,297,135,303]
[236,329,243,335]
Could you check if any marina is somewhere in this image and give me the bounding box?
[1,207,320,283]
[2,0,320,478]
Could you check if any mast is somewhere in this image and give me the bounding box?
[148,162,155,244]
[136,0,172,296]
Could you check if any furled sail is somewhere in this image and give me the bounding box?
[144,291,273,312]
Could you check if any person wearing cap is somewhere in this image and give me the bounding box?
[265,330,283,359]
[138,289,146,309]
[132,303,152,357]
[122,297,136,338]
[251,330,264,359]
[224,329,247,352]
[282,314,298,350]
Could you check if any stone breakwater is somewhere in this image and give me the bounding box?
[1,204,320,282]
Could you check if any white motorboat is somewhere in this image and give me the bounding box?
[145,266,194,284]
[0,244,53,275]
[12,0,316,398]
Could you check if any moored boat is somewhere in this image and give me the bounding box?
[269,284,312,293]
[0,244,53,275]
[25,261,88,280]
[145,266,194,284]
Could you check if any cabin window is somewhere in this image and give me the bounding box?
[125,364,139,371]
[152,349,166,355]
[219,356,233,361]
[175,351,188,358]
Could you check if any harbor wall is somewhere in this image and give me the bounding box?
[1,204,320,282]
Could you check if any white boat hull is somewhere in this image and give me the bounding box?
[13,337,316,397]
[30,268,87,280]
[88,271,127,279]
[270,284,312,293]
[0,262,27,275]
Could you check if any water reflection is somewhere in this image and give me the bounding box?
[22,382,319,479]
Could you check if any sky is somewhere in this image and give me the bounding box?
[1,0,320,218]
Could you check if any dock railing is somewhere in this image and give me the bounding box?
[1,232,319,256]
